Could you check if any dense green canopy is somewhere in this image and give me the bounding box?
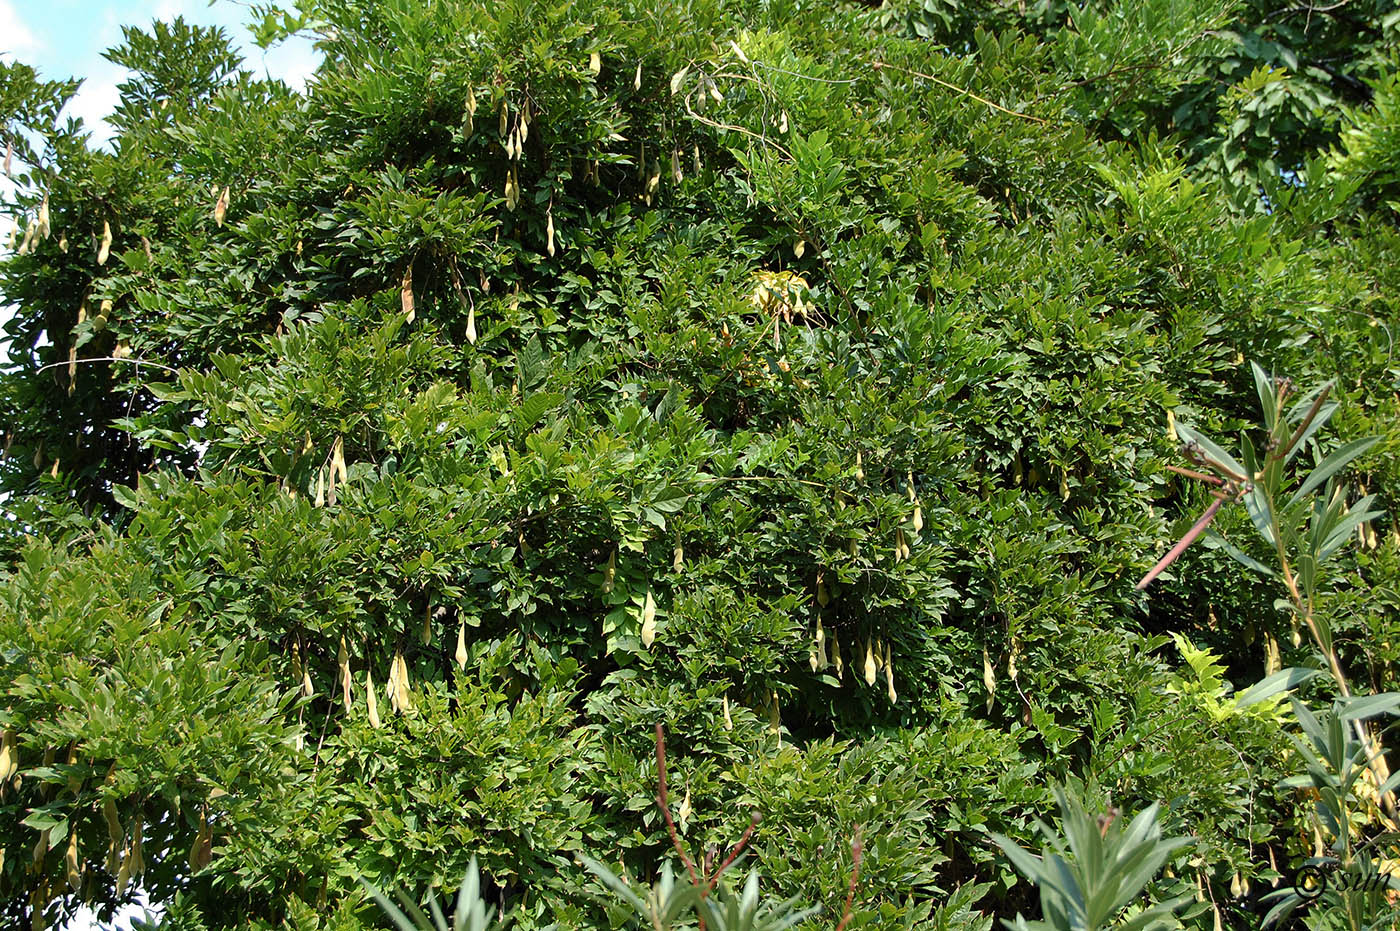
[2,0,1399,928]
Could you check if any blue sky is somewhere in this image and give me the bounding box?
[1,0,321,143]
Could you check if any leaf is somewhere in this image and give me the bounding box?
[1175,423,1247,482]
[1235,668,1321,708]
[1288,436,1380,507]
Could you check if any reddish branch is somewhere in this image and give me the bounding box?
[653,723,865,928]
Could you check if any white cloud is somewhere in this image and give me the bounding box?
[63,57,129,147]
[0,0,41,61]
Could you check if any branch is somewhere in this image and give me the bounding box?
[1135,496,1225,590]
[654,723,699,885]
[869,60,1050,125]
[834,826,864,931]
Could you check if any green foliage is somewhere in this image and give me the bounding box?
[992,788,1191,931]
[3,0,1400,928]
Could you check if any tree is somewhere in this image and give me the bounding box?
[2,1,1399,929]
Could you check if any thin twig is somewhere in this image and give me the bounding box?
[35,356,179,376]
[869,61,1050,125]
[1166,464,1224,485]
[834,826,864,931]
[703,811,761,895]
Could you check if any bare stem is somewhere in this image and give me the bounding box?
[654,723,699,885]
[834,826,864,931]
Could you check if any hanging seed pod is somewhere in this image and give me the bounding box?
[1229,873,1242,898]
[338,636,352,709]
[366,667,381,728]
[670,65,689,95]
[983,647,996,705]
[130,815,144,876]
[855,450,865,482]
[692,143,702,175]
[466,303,478,344]
[400,264,415,323]
[214,186,229,227]
[97,220,112,265]
[602,550,616,593]
[33,828,50,869]
[815,616,828,669]
[463,88,476,135]
[65,829,81,892]
[778,111,789,134]
[188,808,212,872]
[17,220,35,255]
[831,629,843,680]
[546,207,556,257]
[0,729,14,782]
[395,649,411,712]
[808,641,820,673]
[816,573,830,607]
[499,100,508,138]
[314,467,325,507]
[115,848,131,897]
[678,784,692,828]
[907,470,916,502]
[2,139,9,176]
[641,589,657,647]
[672,534,684,572]
[37,194,50,240]
[421,604,432,646]
[633,62,642,90]
[863,639,877,685]
[588,51,602,73]
[331,435,348,486]
[58,233,67,253]
[670,147,683,184]
[1263,630,1281,676]
[290,640,304,693]
[385,656,399,713]
[886,656,897,704]
[103,799,122,873]
[912,504,924,533]
[301,661,313,699]
[768,690,781,733]
[1008,638,1020,681]
[722,694,733,730]
[455,619,468,669]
